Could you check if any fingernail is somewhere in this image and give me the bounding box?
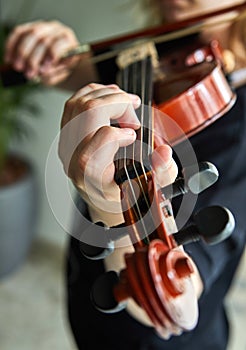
[128,93,141,106]
[121,128,136,136]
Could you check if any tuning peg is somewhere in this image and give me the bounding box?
[91,271,126,313]
[79,222,114,260]
[184,161,219,194]
[161,161,219,199]
[79,240,114,260]
[79,222,129,260]
[172,205,235,246]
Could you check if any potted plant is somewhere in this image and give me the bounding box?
[0,23,41,278]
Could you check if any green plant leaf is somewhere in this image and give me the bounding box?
[0,22,42,173]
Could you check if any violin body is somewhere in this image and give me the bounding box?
[153,40,236,144]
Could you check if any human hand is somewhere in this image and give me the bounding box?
[58,83,178,226]
[4,20,80,85]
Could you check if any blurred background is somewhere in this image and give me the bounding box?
[0,1,245,349]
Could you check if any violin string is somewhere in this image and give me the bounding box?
[130,56,156,242]
[142,56,154,158]
[132,58,153,238]
[132,59,153,242]
[131,57,152,211]
[118,62,151,242]
[139,56,158,239]
[115,54,159,243]
[121,68,128,179]
[121,65,149,232]
[131,59,148,191]
[131,60,138,182]
[140,58,148,182]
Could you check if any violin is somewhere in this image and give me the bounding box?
[79,40,235,334]
[1,4,241,333]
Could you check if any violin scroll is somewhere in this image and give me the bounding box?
[91,206,235,318]
[91,240,199,332]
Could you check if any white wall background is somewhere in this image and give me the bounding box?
[1,0,146,245]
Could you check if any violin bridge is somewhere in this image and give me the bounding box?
[116,41,159,70]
